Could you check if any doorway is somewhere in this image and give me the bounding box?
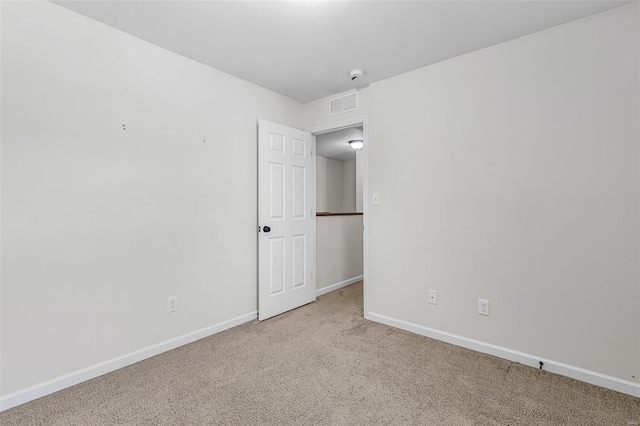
[257,117,368,320]
[307,117,368,317]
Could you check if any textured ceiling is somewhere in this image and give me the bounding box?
[317,128,364,161]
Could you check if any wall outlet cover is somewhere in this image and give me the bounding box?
[478,299,490,316]
[168,296,178,313]
[428,290,437,305]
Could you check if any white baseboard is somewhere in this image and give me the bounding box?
[316,275,363,297]
[367,312,640,398]
[0,311,258,412]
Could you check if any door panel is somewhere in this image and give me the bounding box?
[292,138,306,157]
[292,166,306,219]
[268,237,285,296]
[269,163,285,220]
[292,234,306,289]
[258,119,315,320]
[269,132,285,153]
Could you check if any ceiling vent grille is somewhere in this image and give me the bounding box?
[329,91,358,116]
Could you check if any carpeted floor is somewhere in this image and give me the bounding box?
[1,282,638,425]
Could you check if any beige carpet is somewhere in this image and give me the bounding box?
[1,282,638,425]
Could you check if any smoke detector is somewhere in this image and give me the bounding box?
[350,69,364,81]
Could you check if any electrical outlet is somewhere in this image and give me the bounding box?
[478,299,490,316]
[428,290,437,305]
[168,296,178,313]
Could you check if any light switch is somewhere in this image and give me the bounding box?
[372,192,380,205]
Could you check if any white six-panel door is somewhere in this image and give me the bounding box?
[258,119,315,320]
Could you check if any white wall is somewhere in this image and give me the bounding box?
[355,151,364,213]
[305,3,640,389]
[342,158,356,212]
[316,216,363,292]
[316,156,328,212]
[316,155,360,213]
[325,157,344,212]
[1,1,303,402]
[316,155,355,213]
[316,156,343,212]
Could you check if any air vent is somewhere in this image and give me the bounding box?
[330,97,343,116]
[329,91,358,116]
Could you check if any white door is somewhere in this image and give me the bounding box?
[258,119,316,320]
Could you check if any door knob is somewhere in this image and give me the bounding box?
[263,226,271,233]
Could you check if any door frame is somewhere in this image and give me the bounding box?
[305,116,369,319]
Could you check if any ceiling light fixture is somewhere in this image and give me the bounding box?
[349,139,364,150]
